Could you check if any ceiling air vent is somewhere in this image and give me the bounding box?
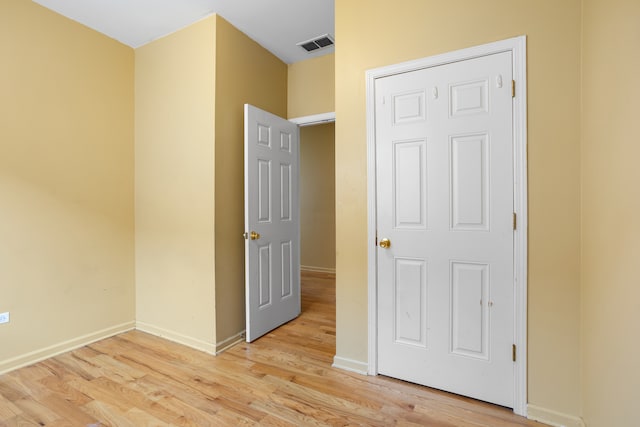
[297,34,334,53]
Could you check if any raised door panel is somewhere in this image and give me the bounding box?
[450,133,489,231]
[258,124,271,147]
[393,90,427,125]
[280,163,292,221]
[450,262,489,360]
[393,139,428,230]
[258,244,272,308]
[281,241,292,298]
[258,159,272,223]
[394,258,428,347]
[280,131,291,152]
[450,79,489,118]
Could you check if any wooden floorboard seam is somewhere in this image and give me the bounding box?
[0,272,546,426]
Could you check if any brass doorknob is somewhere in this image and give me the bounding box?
[379,238,391,249]
[243,231,261,240]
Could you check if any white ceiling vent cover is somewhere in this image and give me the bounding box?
[297,34,334,53]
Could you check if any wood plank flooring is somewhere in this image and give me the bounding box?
[0,272,546,426]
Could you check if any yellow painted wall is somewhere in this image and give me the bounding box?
[335,0,582,421]
[8,2,633,424]
[135,17,217,351]
[0,0,134,371]
[288,54,335,118]
[581,0,640,425]
[300,124,336,271]
[214,16,288,343]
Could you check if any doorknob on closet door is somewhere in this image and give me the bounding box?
[379,238,391,249]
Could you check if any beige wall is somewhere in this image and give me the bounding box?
[288,54,335,118]
[581,0,640,426]
[8,2,637,424]
[0,0,134,372]
[335,0,582,422]
[135,17,217,351]
[134,15,287,351]
[300,124,336,272]
[214,16,288,344]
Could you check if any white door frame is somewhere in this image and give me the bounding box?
[290,112,336,127]
[365,36,528,416]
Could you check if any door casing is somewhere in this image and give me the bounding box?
[365,36,528,416]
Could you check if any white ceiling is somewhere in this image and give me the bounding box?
[32,0,334,64]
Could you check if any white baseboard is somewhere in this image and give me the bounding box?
[216,330,245,355]
[301,265,336,275]
[332,355,369,375]
[0,321,135,375]
[136,321,216,355]
[528,404,585,427]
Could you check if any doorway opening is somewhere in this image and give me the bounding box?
[300,122,336,276]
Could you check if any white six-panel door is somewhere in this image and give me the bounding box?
[244,104,300,342]
[376,52,515,407]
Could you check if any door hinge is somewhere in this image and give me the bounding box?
[511,80,516,98]
[512,344,517,362]
[513,212,517,230]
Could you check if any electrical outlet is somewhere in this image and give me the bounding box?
[0,312,9,324]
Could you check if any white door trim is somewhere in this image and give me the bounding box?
[365,36,528,416]
[289,112,336,127]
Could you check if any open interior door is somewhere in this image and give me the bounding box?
[244,104,300,342]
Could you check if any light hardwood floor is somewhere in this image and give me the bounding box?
[0,272,545,426]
